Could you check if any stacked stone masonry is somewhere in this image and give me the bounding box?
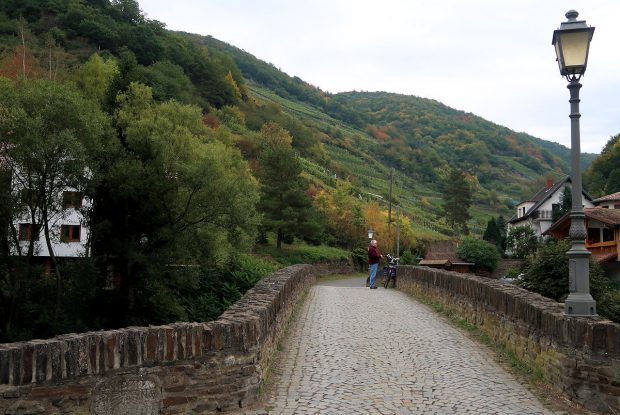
[0,261,351,414]
[397,265,620,414]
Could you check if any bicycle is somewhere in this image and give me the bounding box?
[382,254,400,288]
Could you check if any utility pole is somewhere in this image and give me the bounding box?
[396,205,401,256]
[388,168,393,228]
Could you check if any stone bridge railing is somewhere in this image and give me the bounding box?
[397,265,620,414]
[0,261,351,414]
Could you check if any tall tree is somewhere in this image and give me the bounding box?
[440,168,472,235]
[552,186,572,223]
[0,78,113,333]
[256,123,316,249]
[91,82,259,325]
[584,134,620,196]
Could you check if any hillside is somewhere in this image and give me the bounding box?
[200,35,598,230]
[0,0,596,237]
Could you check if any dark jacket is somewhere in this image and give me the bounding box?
[368,245,381,265]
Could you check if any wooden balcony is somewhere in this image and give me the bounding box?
[586,240,619,262]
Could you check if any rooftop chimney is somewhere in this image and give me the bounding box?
[546,179,554,189]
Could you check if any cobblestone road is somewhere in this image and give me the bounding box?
[258,279,556,415]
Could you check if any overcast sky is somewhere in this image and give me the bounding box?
[138,0,620,154]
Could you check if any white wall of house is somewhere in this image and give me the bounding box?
[509,184,594,238]
[598,201,620,209]
[13,191,90,258]
[516,202,535,219]
[535,191,594,235]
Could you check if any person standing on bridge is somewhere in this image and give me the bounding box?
[368,239,383,289]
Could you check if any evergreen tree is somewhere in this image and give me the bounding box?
[483,218,502,249]
[496,215,507,252]
[441,168,472,235]
[256,125,318,249]
[552,186,572,223]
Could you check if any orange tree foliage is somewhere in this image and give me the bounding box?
[0,45,44,79]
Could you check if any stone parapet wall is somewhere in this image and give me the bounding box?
[397,266,620,413]
[0,261,351,414]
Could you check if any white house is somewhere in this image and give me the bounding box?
[592,192,620,209]
[1,149,91,260]
[508,176,594,238]
[14,188,91,258]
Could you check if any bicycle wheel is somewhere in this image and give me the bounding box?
[383,274,390,288]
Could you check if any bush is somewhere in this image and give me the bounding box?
[597,289,620,323]
[518,238,607,302]
[399,249,416,265]
[351,247,368,271]
[182,253,278,323]
[456,237,501,272]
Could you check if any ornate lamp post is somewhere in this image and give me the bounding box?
[552,10,596,316]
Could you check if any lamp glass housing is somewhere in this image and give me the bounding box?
[554,30,592,76]
[552,10,594,78]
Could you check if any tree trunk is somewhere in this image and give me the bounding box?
[41,203,63,327]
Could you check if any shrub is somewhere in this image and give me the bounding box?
[597,289,620,323]
[399,249,416,265]
[518,238,607,303]
[456,237,501,272]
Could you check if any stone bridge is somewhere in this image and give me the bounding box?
[0,263,619,414]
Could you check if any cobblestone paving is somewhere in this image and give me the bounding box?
[255,282,556,415]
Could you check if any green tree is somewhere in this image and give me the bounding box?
[552,186,572,223]
[506,225,538,259]
[440,168,472,235]
[482,218,502,251]
[0,77,113,335]
[73,53,119,104]
[605,168,620,194]
[256,124,318,249]
[584,134,620,196]
[130,60,195,103]
[496,215,507,253]
[456,237,501,273]
[91,82,259,325]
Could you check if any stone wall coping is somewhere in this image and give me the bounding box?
[0,261,350,387]
[403,265,620,357]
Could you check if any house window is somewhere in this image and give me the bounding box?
[615,204,620,209]
[60,225,81,242]
[602,228,614,242]
[18,223,41,241]
[62,191,83,209]
[587,228,600,244]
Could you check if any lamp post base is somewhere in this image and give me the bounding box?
[565,293,597,316]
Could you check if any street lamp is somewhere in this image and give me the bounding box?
[552,10,596,316]
[367,229,374,240]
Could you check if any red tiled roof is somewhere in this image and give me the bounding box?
[593,192,620,203]
[584,208,620,226]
